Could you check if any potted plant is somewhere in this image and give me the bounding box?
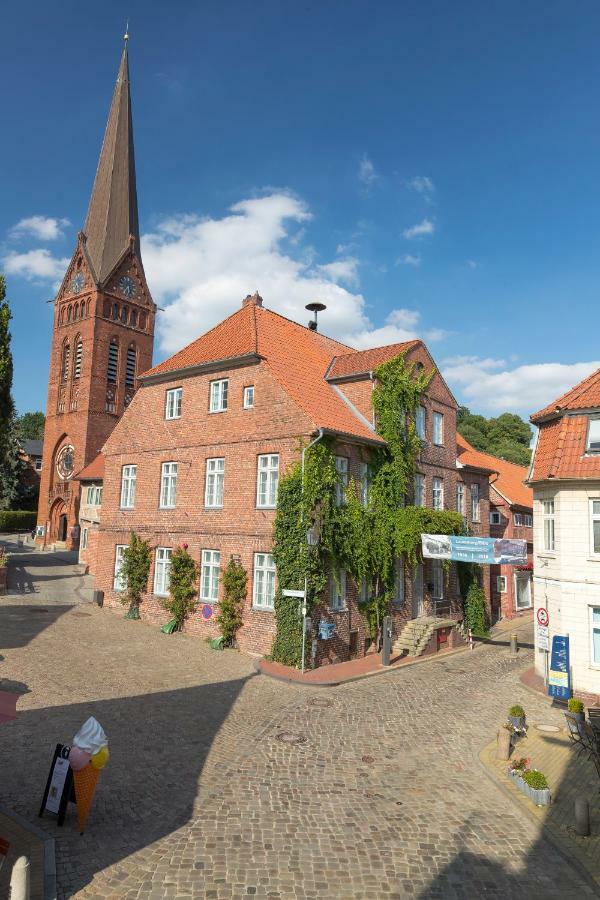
[567,698,585,723]
[508,704,526,730]
[507,757,529,780]
[522,769,551,807]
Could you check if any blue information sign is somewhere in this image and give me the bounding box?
[548,634,571,700]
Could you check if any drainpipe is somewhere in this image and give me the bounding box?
[300,429,324,673]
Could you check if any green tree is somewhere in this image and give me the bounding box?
[0,276,18,510]
[120,532,152,619]
[16,411,45,441]
[458,406,532,465]
[217,558,247,646]
[163,545,199,631]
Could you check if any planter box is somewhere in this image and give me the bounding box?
[508,770,551,807]
[0,565,6,596]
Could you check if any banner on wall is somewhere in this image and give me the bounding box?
[421,534,527,565]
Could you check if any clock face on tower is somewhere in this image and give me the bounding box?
[71,273,85,294]
[119,276,136,298]
[56,445,75,480]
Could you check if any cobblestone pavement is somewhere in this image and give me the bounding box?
[0,540,594,899]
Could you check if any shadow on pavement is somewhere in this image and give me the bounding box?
[0,605,74,649]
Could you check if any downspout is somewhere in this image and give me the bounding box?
[300,428,324,673]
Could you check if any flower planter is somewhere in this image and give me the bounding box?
[508,715,525,730]
[508,771,551,807]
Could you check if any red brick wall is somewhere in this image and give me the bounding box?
[490,490,534,620]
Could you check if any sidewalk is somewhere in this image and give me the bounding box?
[0,808,51,900]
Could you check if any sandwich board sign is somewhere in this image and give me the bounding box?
[39,743,75,826]
[548,635,571,700]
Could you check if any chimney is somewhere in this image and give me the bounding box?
[242,291,263,308]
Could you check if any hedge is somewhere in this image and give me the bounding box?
[0,510,37,532]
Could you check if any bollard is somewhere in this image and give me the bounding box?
[9,855,30,900]
[496,727,512,760]
[575,797,591,836]
[509,633,518,656]
[382,615,392,666]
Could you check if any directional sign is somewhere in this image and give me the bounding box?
[537,607,549,627]
[282,589,305,598]
[536,625,549,652]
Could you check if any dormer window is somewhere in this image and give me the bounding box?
[587,418,600,452]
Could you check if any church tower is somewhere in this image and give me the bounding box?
[36,40,155,547]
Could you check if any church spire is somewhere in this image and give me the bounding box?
[83,42,141,284]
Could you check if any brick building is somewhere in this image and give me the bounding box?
[35,41,155,549]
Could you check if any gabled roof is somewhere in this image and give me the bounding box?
[21,439,43,458]
[529,415,600,481]
[531,365,600,423]
[75,454,105,482]
[83,43,141,284]
[456,433,532,508]
[327,341,419,380]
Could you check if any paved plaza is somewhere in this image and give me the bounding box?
[0,539,595,898]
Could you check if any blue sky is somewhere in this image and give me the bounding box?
[2,0,600,418]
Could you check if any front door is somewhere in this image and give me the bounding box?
[58,515,68,542]
[412,564,424,618]
[515,573,532,611]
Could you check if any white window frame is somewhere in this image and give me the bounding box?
[394,557,405,605]
[113,544,127,591]
[471,483,480,522]
[432,560,444,600]
[243,385,254,409]
[81,527,88,550]
[256,454,279,508]
[432,477,444,510]
[359,462,371,507]
[414,473,425,507]
[590,606,600,666]
[205,458,225,508]
[497,575,507,593]
[35,458,42,471]
[490,511,501,525]
[160,461,178,509]
[200,549,221,602]
[253,552,276,610]
[120,464,137,509]
[514,572,532,610]
[542,499,555,551]
[587,418,600,452]
[590,499,600,556]
[95,486,103,506]
[330,568,347,611]
[165,387,182,420]
[209,378,229,413]
[153,547,172,597]
[514,513,522,526]
[86,485,95,504]
[335,456,349,506]
[456,481,465,516]
[432,411,444,446]
[416,405,426,440]
[524,514,533,527]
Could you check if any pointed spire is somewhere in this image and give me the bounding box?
[83,42,141,284]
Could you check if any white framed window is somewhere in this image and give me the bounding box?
[95,486,103,506]
[587,418,600,452]
[335,456,349,506]
[86,485,95,504]
[394,557,405,605]
[253,552,276,609]
[359,577,369,604]
[542,499,555,551]
[257,454,279,508]
[514,513,522,526]
[330,568,347,611]
[590,500,600,556]
[524,514,533,527]
[165,387,182,420]
[590,606,600,665]
[432,477,444,510]
[470,483,480,522]
[432,560,444,600]
[359,462,371,507]
[160,462,178,508]
[154,547,172,597]
[416,405,426,440]
[205,458,225,508]
[432,412,444,445]
[515,573,532,609]
[113,545,127,591]
[209,378,228,412]
[456,482,465,516]
[490,511,502,525]
[35,458,42,471]
[201,549,221,602]
[243,386,254,409]
[497,575,507,593]
[81,527,88,550]
[414,473,425,507]
[120,464,137,508]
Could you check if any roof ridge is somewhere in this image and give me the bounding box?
[532,364,600,420]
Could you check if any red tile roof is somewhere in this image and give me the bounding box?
[456,433,532,508]
[327,341,419,380]
[530,415,600,481]
[75,454,104,481]
[531,365,600,422]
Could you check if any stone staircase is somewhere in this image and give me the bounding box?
[392,616,458,658]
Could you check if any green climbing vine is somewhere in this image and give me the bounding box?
[216,558,247,646]
[271,352,467,668]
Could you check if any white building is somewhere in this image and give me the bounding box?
[529,368,600,703]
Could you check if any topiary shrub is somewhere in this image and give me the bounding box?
[120,532,152,619]
[523,770,548,790]
[217,558,247,646]
[0,510,36,532]
[163,545,199,631]
[567,698,584,714]
[508,704,525,718]
[463,582,488,636]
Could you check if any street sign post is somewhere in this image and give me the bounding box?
[537,607,550,627]
[536,625,549,652]
[283,588,308,674]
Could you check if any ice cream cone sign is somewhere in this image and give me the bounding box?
[73,765,100,834]
[69,717,108,833]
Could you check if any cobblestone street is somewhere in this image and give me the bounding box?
[0,540,594,898]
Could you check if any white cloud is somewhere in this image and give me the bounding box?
[402,218,435,240]
[10,215,70,241]
[407,176,434,195]
[442,356,600,415]
[358,154,377,186]
[466,259,478,269]
[347,308,446,350]
[396,253,421,267]
[141,192,444,357]
[2,248,70,281]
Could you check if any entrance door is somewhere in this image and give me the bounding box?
[515,573,532,610]
[58,515,68,542]
[412,565,424,618]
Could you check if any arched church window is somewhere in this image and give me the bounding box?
[126,344,137,388]
[139,312,146,330]
[74,337,83,379]
[59,307,65,325]
[107,339,119,383]
[79,300,85,318]
[112,303,119,321]
[129,309,137,328]
[121,306,128,324]
[86,299,91,317]
[62,343,71,382]
[67,305,73,323]
[103,301,110,318]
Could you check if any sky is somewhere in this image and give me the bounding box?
[2,0,600,419]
